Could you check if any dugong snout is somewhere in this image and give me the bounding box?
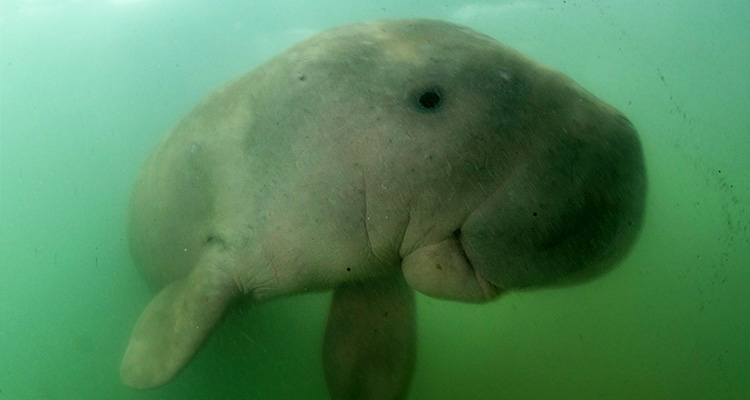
[461,95,646,290]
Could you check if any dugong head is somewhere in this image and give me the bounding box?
[298,20,647,298]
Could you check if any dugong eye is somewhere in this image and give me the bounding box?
[412,88,443,113]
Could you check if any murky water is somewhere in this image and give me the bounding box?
[1,1,748,399]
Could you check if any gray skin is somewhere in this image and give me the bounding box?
[121,19,646,399]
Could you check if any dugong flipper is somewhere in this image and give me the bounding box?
[121,19,646,398]
[120,246,239,387]
[323,275,416,399]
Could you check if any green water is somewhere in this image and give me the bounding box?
[1,1,748,399]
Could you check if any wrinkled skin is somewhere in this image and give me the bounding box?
[121,19,646,399]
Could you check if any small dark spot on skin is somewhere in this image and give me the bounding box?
[346,268,351,272]
[436,263,443,270]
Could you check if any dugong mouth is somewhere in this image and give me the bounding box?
[472,265,500,299]
[457,232,502,299]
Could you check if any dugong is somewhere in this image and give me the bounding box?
[121,19,646,399]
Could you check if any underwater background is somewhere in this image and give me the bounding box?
[1,0,748,399]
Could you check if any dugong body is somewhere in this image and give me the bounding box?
[121,19,646,399]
